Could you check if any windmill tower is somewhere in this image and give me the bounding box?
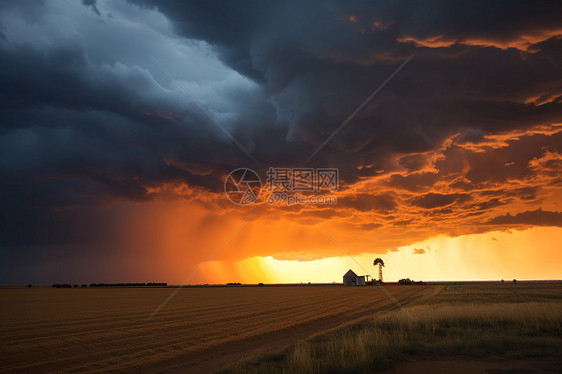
[373,258,385,282]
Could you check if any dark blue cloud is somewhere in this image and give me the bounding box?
[0,0,561,283]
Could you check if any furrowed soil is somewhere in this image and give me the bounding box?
[0,284,432,373]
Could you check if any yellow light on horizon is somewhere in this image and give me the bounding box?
[198,227,562,284]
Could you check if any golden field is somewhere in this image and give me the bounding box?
[227,283,562,374]
[0,284,430,373]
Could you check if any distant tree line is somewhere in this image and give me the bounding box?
[52,284,75,288]
[226,282,242,286]
[52,282,167,288]
[90,282,167,287]
[398,278,425,285]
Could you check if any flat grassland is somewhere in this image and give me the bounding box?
[227,283,562,374]
[0,284,431,373]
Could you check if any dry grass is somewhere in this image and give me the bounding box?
[226,284,562,374]
[0,285,426,373]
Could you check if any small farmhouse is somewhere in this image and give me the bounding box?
[343,269,366,286]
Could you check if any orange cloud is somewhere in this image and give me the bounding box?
[398,30,562,51]
[110,122,562,284]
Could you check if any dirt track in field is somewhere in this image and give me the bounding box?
[0,285,434,373]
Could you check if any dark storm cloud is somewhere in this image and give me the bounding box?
[409,193,471,209]
[131,1,562,72]
[0,37,259,207]
[0,23,6,41]
[82,0,101,17]
[128,0,562,190]
[338,193,397,212]
[1,0,562,282]
[456,131,562,185]
[1,0,560,208]
[486,208,562,227]
[0,1,271,260]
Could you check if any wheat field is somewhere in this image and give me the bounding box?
[227,283,562,374]
[0,285,429,373]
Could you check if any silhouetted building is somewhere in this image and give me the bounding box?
[343,269,365,286]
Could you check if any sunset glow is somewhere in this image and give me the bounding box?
[1,0,561,286]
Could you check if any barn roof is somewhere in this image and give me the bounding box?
[344,269,357,277]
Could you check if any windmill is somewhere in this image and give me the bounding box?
[373,258,385,283]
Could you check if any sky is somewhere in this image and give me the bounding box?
[1,0,561,285]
